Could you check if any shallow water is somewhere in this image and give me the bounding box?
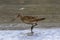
[0,28,60,40]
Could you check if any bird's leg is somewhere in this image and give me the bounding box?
[34,23,37,26]
[31,23,37,34]
[31,25,34,34]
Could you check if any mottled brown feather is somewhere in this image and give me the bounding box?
[16,14,46,24]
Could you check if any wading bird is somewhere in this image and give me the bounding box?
[12,13,46,34]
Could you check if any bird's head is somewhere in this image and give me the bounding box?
[17,14,20,18]
[17,14,22,18]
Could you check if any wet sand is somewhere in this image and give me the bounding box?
[0,23,60,30]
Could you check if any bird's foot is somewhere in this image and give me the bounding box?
[31,31,34,35]
[26,32,34,36]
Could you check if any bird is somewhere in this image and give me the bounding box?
[11,13,46,34]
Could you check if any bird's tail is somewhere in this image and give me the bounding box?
[36,18,46,21]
